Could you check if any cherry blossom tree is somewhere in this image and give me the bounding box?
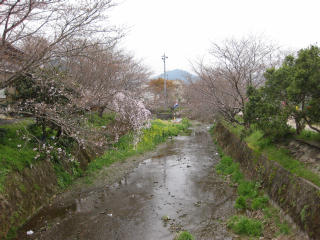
[191,36,279,125]
[108,92,151,143]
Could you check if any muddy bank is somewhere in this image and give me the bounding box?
[213,122,320,240]
[15,126,237,240]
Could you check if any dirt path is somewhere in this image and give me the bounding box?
[16,125,237,240]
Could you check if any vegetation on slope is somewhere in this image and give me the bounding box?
[212,131,291,238]
[224,122,320,188]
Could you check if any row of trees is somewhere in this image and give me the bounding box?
[187,36,319,138]
[0,0,151,149]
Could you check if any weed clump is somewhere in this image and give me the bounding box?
[237,181,258,198]
[235,196,247,210]
[251,196,269,210]
[227,215,263,237]
[174,231,195,240]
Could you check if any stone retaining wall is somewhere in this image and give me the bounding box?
[214,122,320,240]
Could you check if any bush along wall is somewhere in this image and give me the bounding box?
[213,122,320,240]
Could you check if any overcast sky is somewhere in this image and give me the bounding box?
[109,0,319,76]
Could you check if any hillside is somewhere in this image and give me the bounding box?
[155,69,197,83]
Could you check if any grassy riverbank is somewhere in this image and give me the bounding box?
[0,118,190,192]
[223,122,320,188]
[0,119,78,192]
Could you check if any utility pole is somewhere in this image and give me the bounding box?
[161,53,168,107]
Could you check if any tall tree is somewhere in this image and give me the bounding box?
[248,45,320,134]
[192,36,278,125]
[147,78,178,106]
[69,45,150,117]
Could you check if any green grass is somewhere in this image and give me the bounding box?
[251,196,269,210]
[237,181,259,199]
[86,112,115,128]
[227,215,263,237]
[295,129,320,142]
[0,119,81,192]
[54,162,82,189]
[225,123,320,188]
[0,120,38,192]
[235,196,247,210]
[174,231,195,240]
[87,119,190,174]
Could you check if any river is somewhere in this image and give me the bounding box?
[17,125,237,240]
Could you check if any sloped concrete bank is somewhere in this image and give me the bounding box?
[213,122,320,240]
[0,147,96,239]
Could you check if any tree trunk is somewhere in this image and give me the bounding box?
[294,117,305,135]
[56,127,62,138]
[98,107,105,118]
[41,120,47,142]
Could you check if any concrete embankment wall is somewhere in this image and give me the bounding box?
[213,122,320,240]
[0,148,95,239]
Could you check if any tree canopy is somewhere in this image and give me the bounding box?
[245,45,320,138]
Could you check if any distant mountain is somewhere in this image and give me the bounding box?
[155,69,197,83]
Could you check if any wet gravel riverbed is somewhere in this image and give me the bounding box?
[16,126,237,240]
